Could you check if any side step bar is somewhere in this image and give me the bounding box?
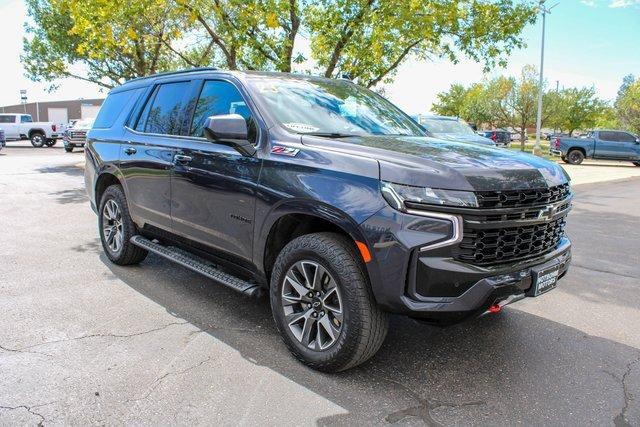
[130,235,263,298]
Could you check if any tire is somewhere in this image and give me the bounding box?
[30,132,45,148]
[561,155,570,164]
[64,146,73,153]
[45,139,56,147]
[566,149,584,165]
[98,185,148,265]
[270,232,389,372]
[633,162,640,167]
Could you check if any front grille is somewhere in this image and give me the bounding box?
[456,216,567,265]
[71,131,87,139]
[475,183,570,209]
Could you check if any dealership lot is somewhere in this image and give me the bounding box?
[0,144,639,425]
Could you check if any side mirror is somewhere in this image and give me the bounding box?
[203,114,256,157]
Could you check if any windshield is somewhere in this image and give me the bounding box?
[246,76,425,137]
[74,118,95,128]
[419,118,475,135]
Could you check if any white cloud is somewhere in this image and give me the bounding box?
[609,0,640,7]
[581,0,597,6]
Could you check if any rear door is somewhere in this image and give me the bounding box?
[170,78,262,263]
[595,131,637,159]
[120,80,194,231]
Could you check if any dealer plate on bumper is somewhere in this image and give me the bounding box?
[531,264,560,296]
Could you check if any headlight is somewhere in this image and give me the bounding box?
[381,181,478,210]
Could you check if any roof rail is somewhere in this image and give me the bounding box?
[125,67,219,84]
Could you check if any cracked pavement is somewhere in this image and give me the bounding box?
[0,144,639,425]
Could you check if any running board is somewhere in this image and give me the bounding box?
[130,235,263,297]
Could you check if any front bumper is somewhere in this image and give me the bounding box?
[360,204,572,325]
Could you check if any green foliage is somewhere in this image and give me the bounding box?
[432,65,613,148]
[23,0,538,89]
[616,78,640,134]
[431,83,468,117]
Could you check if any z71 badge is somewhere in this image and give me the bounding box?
[271,146,300,157]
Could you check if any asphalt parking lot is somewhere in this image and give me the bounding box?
[1,143,639,426]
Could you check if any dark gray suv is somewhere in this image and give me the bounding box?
[85,68,572,371]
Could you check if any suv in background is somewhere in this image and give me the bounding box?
[63,118,95,152]
[0,128,5,151]
[480,130,511,146]
[0,114,59,147]
[415,115,495,146]
[85,69,572,372]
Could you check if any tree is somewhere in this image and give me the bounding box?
[557,87,606,136]
[460,83,497,128]
[22,0,188,89]
[24,0,538,89]
[432,84,468,117]
[488,65,539,150]
[616,79,640,134]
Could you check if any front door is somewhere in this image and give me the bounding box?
[170,79,261,263]
[120,80,192,231]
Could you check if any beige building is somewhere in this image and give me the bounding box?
[0,98,104,125]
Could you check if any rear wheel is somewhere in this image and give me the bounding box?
[45,139,56,147]
[64,146,73,153]
[30,132,45,148]
[566,149,584,165]
[270,232,388,372]
[633,162,640,167]
[98,185,148,265]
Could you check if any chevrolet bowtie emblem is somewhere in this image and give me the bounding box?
[538,205,556,221]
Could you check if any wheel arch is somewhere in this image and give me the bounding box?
[258,201,373,284]
[28,128,46,138]
[94,171,124,208]
[568,146,586,156]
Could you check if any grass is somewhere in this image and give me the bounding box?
[506,139,558,160]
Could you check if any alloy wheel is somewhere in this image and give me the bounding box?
[102,199,123,253]
[281,260,343,351]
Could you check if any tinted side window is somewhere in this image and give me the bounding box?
[617,132,636,143]
[137,82,190,135]
[0,116,15,123]
[94,89,137,129]
[21,115,33,123]
[189,80,256,143]
[599,131,615,141]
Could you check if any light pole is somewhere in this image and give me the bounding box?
[533,1,558,156]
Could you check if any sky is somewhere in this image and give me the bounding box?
[0,0,638,114]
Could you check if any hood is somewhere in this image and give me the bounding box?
[434,132,496,146]
[301,135,569,192]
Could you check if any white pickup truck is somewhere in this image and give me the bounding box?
[0,113,60,147]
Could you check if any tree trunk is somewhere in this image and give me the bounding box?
[520,129,526,151]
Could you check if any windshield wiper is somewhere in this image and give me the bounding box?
[302,132,361,138]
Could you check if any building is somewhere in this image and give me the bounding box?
[0,98,104,125]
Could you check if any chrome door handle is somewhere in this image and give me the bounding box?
[124,147,137,155]
[174,154,193,164]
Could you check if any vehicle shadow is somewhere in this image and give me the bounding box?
[36,163,84,177]
[49,188,87,204]
[101,253,639,425]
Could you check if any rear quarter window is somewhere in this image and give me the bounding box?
[93,89,140,129]
[0,116,15,123]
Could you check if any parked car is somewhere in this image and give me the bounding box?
[86,69,572,372]
[415,115,496,146]
[63,118,95,152]
[510,132,525,142]
[546,132,570,141]
[0,128,5,152]
[0,114,60,147]
[551,129,640,165]
[480,130,511,146]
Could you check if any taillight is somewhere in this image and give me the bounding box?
[553,138,560,149]
[52,124,57,132]
[491,132,497,142]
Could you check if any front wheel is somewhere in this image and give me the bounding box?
[270,232,389,372]
[566,149,585,165]
[30,133,45,147]
[98,185,148,265]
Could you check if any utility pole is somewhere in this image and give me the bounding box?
[533,1,559,156]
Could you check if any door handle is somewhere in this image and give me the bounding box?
[174,154,193,164]
[124,147,137,155]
